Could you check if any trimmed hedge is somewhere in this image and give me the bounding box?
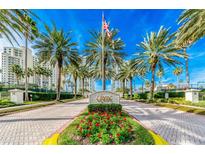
[154,92,184,98]
[28,92,82,101]
[88,104,122,113]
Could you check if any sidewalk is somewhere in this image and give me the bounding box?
[0,99,88,145]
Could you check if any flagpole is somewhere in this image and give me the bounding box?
[102,12,105,90]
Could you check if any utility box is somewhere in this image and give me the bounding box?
[9,89,24,104]
[165,92,169,99]
[185,89,200,103]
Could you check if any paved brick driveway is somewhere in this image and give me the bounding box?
[122,99,205,145]
[0,99,88,145]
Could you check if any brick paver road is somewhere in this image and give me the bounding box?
[0,99,88,145]
[122,99,205,145]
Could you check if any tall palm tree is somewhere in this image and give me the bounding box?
[33,24,79,101]
[173,67,183,89]
[17,13,38,101]
[85,29,125,90]
[11,64,24,85]
[135,26,185,99]
[0,10,36,45]
[175,9,205,88]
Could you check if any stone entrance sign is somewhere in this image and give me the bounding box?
[89,91,120,104]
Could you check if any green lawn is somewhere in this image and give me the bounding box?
[58,111,155,145]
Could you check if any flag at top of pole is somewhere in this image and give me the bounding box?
[102,14,112,38]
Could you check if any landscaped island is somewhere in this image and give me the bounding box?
[57,104,162,145]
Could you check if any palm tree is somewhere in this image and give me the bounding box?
[117,60,143,99]
[27,67,34,84]
[173,67,183,89]
[78,64,90,96]
[11,64,24,85]
[33,24,79,101]
[175,10,205,88]
[65,64,79,99]
[85,29,125,90]
[17,13,38,101]
[0,10,36,45]
[135,26,185,99]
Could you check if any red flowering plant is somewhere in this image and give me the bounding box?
[76,112,135,144]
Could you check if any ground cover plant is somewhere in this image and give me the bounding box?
[58,110,154,145]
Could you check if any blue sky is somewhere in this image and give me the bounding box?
[17,10,205,90]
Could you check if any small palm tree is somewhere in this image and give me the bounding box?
[11,64,24,85]
[135,26,185,99]
[33,24,80,101]
[78,64,90,96]
[85,29,125,90]
[156,70,164,88]
[65,64,79,99]
[173,67,183,89]
[117,60,142,99]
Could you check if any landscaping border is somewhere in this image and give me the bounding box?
[155,103,205,115]
[43,109,168,145]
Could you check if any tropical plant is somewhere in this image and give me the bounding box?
[0,10,36,45]
[85,29,125,90]
[156,70,164,87]
[175,9,204,88]
[33,24,79,101]
[173,67,183,89]
[11,64,24,85]
[135,26,185,99]
[65,64,79,99]
[16,13,38,101]
[78,64,90,96]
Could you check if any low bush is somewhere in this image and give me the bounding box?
[28,92,82,101]
[88,104,122,113]
[124,93,129,99]
[154,91,184,99]
[0,99,17,108]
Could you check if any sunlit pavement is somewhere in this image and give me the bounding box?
[122,99,205,145]
[0,99,88,145]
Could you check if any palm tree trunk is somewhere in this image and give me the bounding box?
[82,78,84,96]
[130,77,133,99]
[74,77,77,99]
[150,67,156,99]
[122,79,125,97]
[56,61,62,101]
[177,76,179,89]
[142,82,144,93]
[102,59,106,90]
[184,48,190,89]
[24,34,29,101]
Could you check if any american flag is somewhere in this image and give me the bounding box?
[103,16,112,38]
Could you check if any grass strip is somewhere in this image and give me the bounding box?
[156,103,205,115]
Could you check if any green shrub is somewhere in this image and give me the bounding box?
[124,93,129,99]
[28,92,82,101]
[88,104,122,113]
[133,93,140,99]
[138,93,148,99]
[154,91,185,99]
